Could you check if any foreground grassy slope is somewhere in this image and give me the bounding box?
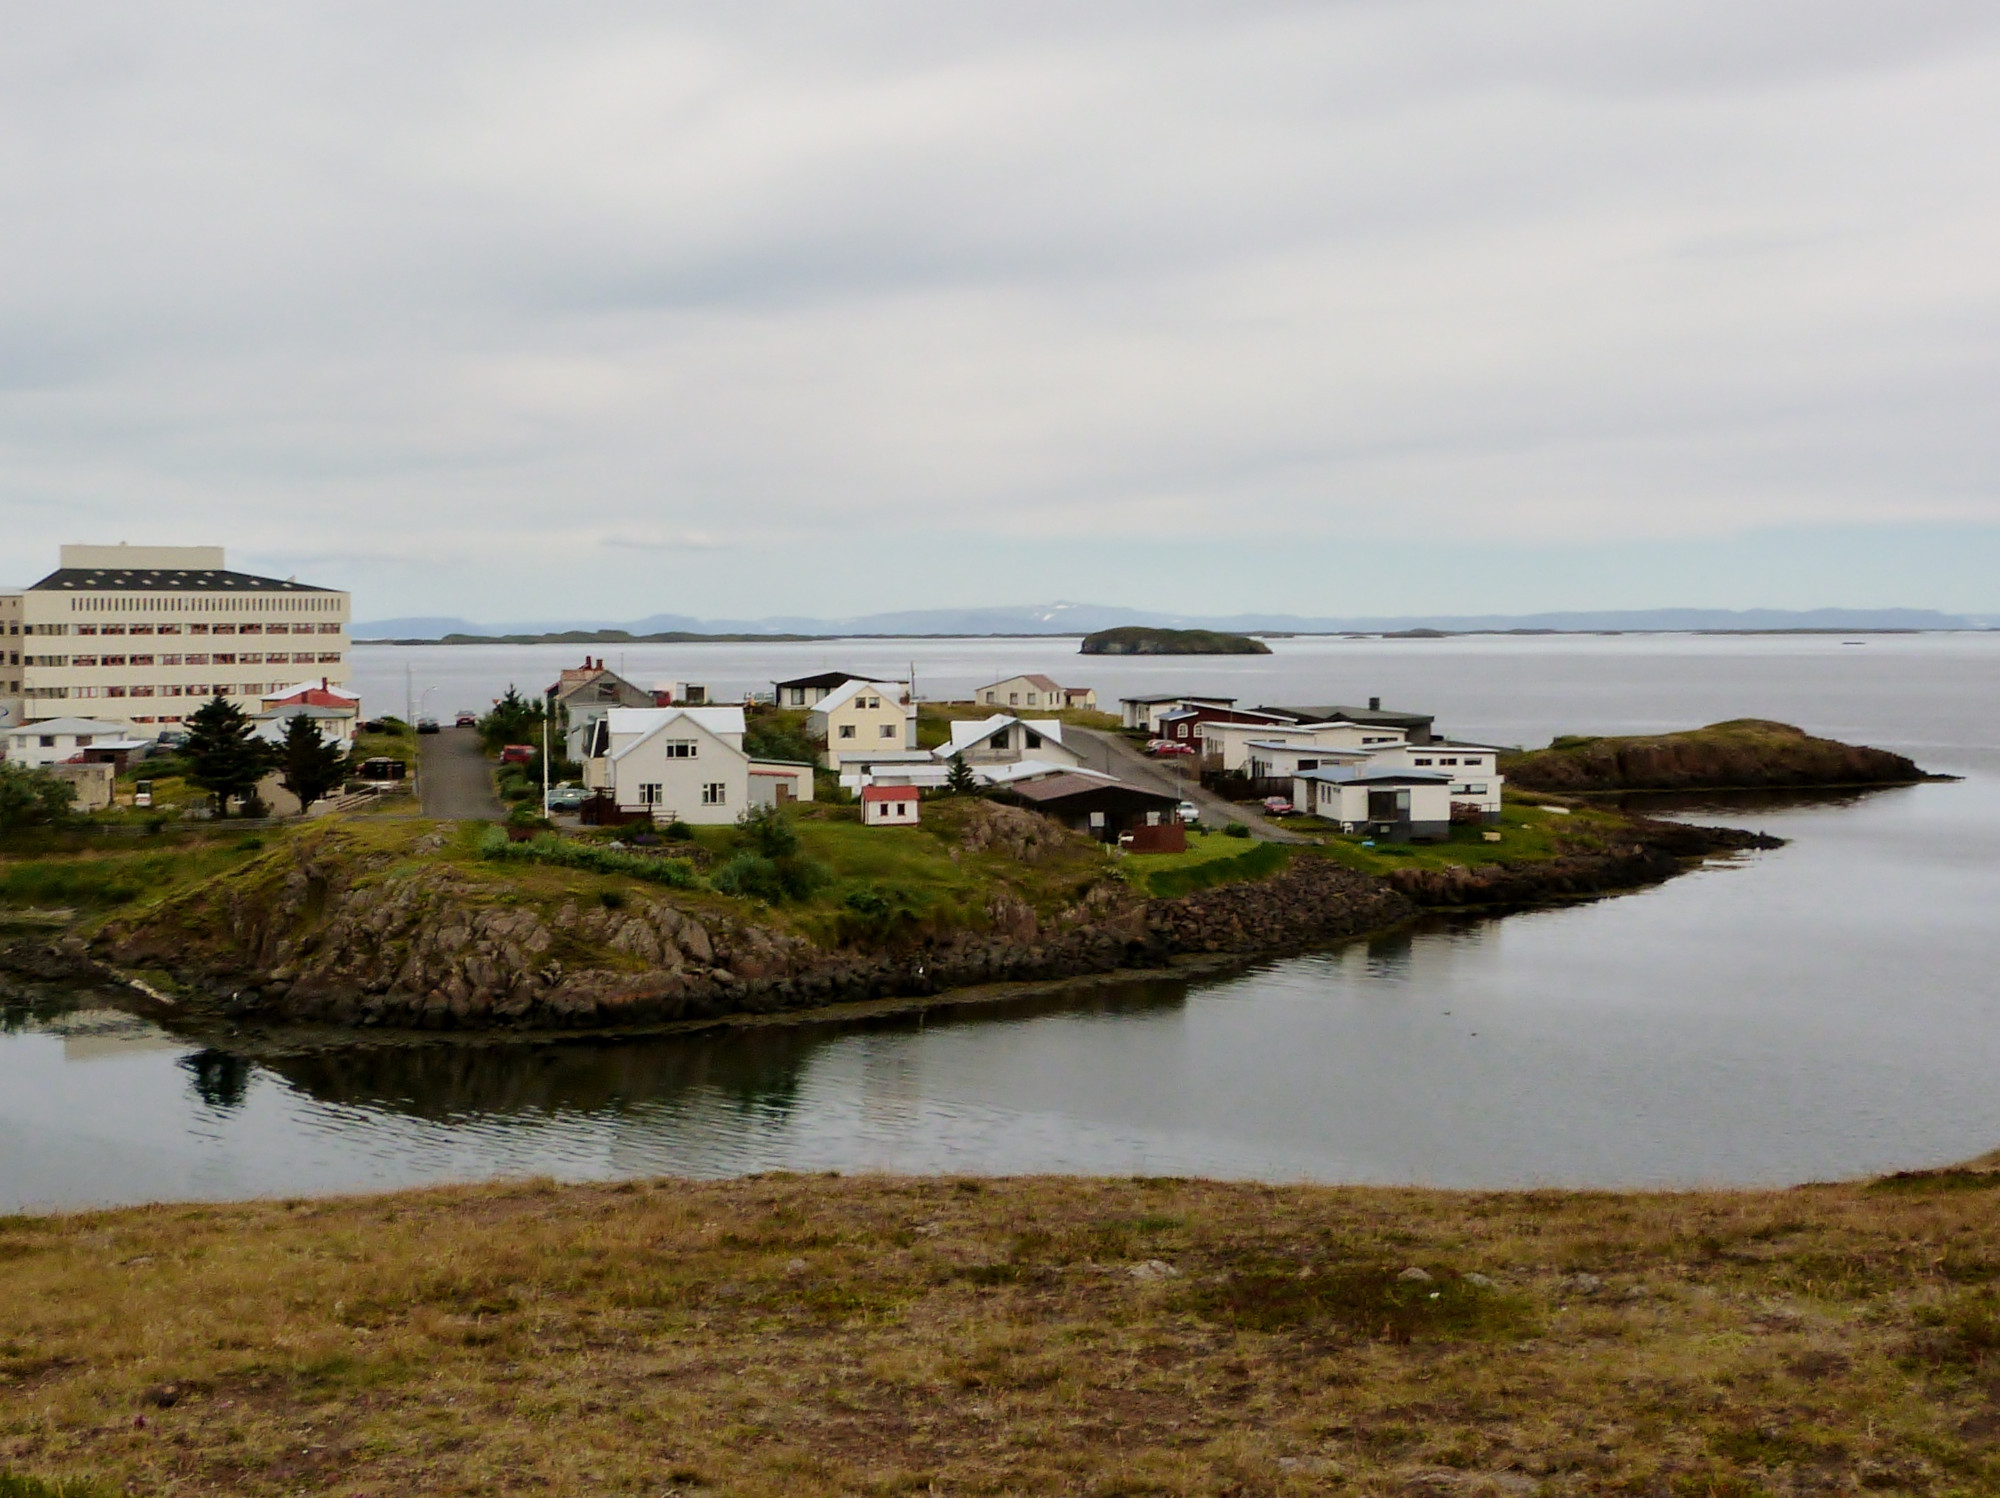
[3,1170,1998,1496]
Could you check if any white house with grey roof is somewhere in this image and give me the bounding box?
[3,545,350,737]
[579,705,813,823]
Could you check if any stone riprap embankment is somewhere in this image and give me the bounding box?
[1384,820,1778,907]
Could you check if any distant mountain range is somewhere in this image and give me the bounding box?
[351,603,1985,641]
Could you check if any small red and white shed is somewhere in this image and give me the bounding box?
[860,783,921,826]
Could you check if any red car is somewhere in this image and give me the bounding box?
[1261,796,1295,817]
[1147,739,1197,756]
[499,744,536,766]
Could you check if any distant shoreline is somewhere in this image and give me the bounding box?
[350,626,1985,646]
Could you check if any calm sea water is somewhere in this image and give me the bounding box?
[4,633,1997,1210]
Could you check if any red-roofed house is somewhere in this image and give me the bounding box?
[860,783,921,827]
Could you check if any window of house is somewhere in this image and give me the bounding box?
[189,624,209,635]
[663,739,696,757]
[317,623,340,635]
[38,735,52,747]
[100,625,124,636]
[240,624,261,635]
[984,692,995,703]
[213,624,235,636]
[1439,757,1458,765]
[839,725,856,739]
[1413,757,1433,766]
[1008,693,1019,705]
[239,652,263,664]
[130,625,154,636]
[1026,693,1037,705]
[74,655,99,667]
[639,783,662,805]
[130,655,155,666]
[701,783,726,805]
[76,736,92,747]
[185,654,209,666]
[212,653,237,665]
[879,724,895,738]
[1025,730,1042,749]
[1464,783,1487,795]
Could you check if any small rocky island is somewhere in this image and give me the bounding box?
[1079,626,1271,656]
[1503,719,1935,793]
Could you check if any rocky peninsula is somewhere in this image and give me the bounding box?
[2,794,1776,1037]
[1503,718,1935,793]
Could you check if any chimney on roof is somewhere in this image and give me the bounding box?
[1369,696,1381,710]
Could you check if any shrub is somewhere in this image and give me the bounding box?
[712,851,831,903]
[1223,822,1251,839]
[736,804,800,858]
[0,764,78,833]
[476,827,696,888]
[1186,1260,1531,1343]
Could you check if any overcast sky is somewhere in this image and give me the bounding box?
[5,2,1999,621]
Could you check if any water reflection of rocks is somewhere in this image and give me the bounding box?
[232,977,1193,1123]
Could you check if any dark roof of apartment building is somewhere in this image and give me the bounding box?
[29,567,336,594]
[1260,703,1435,729]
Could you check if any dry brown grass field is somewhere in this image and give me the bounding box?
[3,1168,1999,1496]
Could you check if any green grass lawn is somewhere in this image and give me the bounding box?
[1281,798,1624,876]
[1118,829,1289,896]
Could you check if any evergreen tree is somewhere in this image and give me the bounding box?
[945,753,975,795]
[183,695,270,816]
[478,686,544,753]
[275,713,349,813]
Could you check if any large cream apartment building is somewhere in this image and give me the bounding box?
[2,545,350,736]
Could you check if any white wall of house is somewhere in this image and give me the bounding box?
[1201,719,1410,772]
[1120,696,1232,732]
[938,715,1083,767]
[974,675,1066,711]
[747,761,814,809]
[1292,775,1454,834]
[862,790,921,826]
[1,718,144,767]
[584,706,750,823]
[810,680,915,767]
[1363,743,1505,817]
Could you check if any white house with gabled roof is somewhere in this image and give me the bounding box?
[581,705,812,823]
[934,714,1084,770]
[1,716,149,768]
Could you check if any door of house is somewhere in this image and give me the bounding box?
[1367,788,1408,821]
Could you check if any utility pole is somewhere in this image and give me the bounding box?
[542,684,554,820]
[404,663,413,725]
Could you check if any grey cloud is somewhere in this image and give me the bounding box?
[1,1,1998,616]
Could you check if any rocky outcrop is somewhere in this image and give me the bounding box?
[81,839,1417,1032]
[1386,819,1779,907]
[1504,720,1928,793]
[37,812,1770,1034]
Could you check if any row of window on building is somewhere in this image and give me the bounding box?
[24,652,343,668]
[637,783,729,806]
[25,683,296,701]
[21,622,343,637]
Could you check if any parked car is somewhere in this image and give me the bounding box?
[154,729,189,749]
[454,710,478,728]
[1177,799,1200,824]
[499,744,535,766]
[1261,796,1295,817]
[416,717,441,735]
[1147,738,1196,756]
[546,785,590,812]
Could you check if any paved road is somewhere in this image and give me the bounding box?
[1067,727,1311,843]
[419,725,507,821]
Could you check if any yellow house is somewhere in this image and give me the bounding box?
[808,678,916,768]
[973,674,1096,711]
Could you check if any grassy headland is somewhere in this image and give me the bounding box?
[3,1166,1999,1496]
[1503,719,1931,794]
